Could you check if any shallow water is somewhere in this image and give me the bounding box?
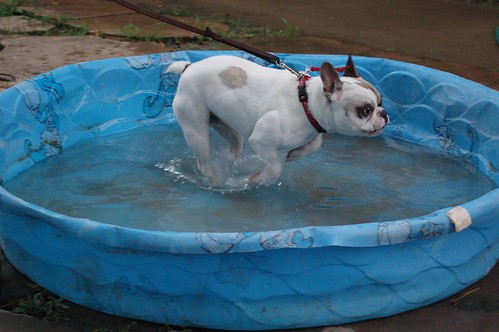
[4,124,496,232]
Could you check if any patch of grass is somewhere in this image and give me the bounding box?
[44,20,89,36]
[222,15,299,39]
[0,0,23,17]
[219,16,270,39]
[37,14,70,25]
[226,15,247,33]
[40,15,88,36]
[118,23,142,39]
[277,18,299,37]
[12,291,69,322]
[117,23,166,42]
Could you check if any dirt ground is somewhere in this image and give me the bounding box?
[1,0,498,89]
[162,0,499,90]
[0,0,498,331]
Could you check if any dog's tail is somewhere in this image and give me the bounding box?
[166,61,191,75]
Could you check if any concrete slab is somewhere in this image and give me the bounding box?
[20,0,133,19]
[0,16,53,33]
[0,35,167,91]
[0,310,77,332]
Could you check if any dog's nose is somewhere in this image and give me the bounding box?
[379,109,388,122]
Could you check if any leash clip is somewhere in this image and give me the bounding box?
[278,60,302,79]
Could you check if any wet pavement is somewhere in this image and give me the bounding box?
[0,0,498,331]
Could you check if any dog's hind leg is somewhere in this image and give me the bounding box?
[210,114,244,158]
[173,101,218,184]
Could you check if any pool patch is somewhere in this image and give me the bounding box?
[447,206,472,232]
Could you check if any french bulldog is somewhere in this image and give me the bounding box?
[168,55,388,185]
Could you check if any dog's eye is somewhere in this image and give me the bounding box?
[363,106,374,117]
[356,104,375,119]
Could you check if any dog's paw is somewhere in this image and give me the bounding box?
[246,171,262,184]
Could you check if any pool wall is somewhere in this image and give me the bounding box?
[0,51,498,330]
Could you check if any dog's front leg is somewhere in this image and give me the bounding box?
[246,147,286,184]
[247,113,287,184]
[287,134,323,161]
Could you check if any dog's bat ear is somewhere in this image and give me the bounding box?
[320,62,343,101]
[343,55,360,78]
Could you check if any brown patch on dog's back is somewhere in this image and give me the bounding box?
[219,66,247,89]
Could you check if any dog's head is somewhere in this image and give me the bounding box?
[319,55,389,137]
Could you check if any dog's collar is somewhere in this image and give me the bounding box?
[298,75,327,133]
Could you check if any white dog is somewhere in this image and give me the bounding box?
[168,55,388,185]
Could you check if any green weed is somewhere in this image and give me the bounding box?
[277,18,299,37]
[118,23,142,39]
[45,20,89,36]
[0,0,23,17]
[12,291,69,322]
[117,23,169,42]
[223,15,299,39]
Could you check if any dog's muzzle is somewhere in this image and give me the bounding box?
[362,109,389,136]
[379,109,389,123]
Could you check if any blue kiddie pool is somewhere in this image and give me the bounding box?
[0,50,497,330]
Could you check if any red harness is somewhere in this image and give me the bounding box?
[297,65,349,134]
